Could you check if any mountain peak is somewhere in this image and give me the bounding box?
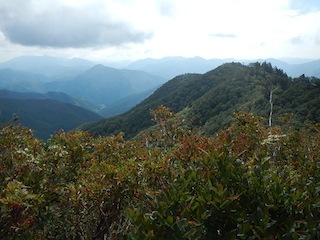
[90,64,115,71]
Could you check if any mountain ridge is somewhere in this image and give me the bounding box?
[80,62,320,138]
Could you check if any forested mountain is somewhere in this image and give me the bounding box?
[0,89,94,110]
[80,62,320,138]
[0,98,102,139]
[46,64,166,107]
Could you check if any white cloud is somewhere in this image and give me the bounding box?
[0,0,319,62]
[0,0,152,48]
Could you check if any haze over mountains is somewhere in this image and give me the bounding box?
[126,56,320,80]
[1,55,320,80]
[0,56,167,138]
[0,57,167,112]
[0,55,319,139]
[0,56,95,78]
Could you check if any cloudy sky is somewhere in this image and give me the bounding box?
[0,0,320,62]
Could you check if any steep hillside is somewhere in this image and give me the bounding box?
[187,62,320,135]
[99,87,157,117]
[80,62,320,138]
[0,99,102,139]
[0,89,94,110]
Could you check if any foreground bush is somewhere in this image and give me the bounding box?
[0,107,319,239]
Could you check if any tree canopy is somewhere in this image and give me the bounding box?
[1,106,319,239]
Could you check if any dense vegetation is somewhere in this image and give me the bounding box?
[81,62,320,139]
[1,105,319,239]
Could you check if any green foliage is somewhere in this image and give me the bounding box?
[0,122,44,239]
[0,106,320,239]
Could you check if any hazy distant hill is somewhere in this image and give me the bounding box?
[287,59,320,78]
[0,69,96,111]
[0,68,48,92]
[2,55,319,81]
[0,62,167,116]
[126,56,320,79]
[0,98,102,139]
[80,62,320,138]
[46,64,166,106]
[253,58,320,78]
[126,56,227,79]
[0,55,95,78]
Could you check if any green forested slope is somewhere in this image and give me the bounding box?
[0,99,102,139]
[188,62,320,135]
[81,62,320,138]
[80,73,202,137]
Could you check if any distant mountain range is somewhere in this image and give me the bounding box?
[0,60,166,116]
[46,64,166,107]
[0,55,319,139]
[125,56,226,79]
[1,55,320,81]
[125,56,320,79]
[0,56,168,138]
[0,55,95,79]
[80,62,320,138]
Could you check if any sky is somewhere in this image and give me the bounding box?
[0,0,320,62]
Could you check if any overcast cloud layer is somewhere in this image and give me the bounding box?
[0,0,319,62]
[0,0,152,48]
